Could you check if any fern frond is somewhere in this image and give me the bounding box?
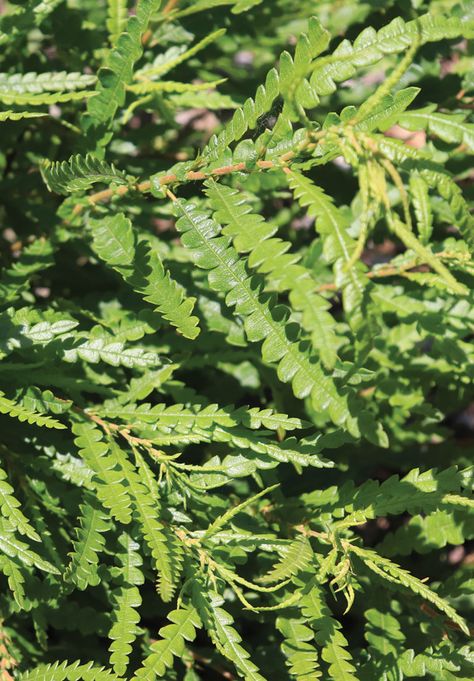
[108,533,144,675]
[41,154,131,195]
[0,465,40,541]
[0,554,26,608]
[19,660,122,681]
[100,401,307,431]
[203,67,280,162]
[159,525,185,604]
[398,644,470,677]
[106,0,128,46]
[174,199,356,433]
[426,167,474,251]
[113,532,145,587]
[409,172,432,244]
[84,0,162,145]
[339,466,470,523]
[206,181,339,368]
[300,584,358,681]
[90,213,200,339]
[278,17,329,121]
[354,87,420,133]
[285,168,381,360]
[0,90,94,107]
[0,518,59,575]
[134,604,201,679]
[286,170,366,296]
[136,29,226,80]
[260,536,314,584]
[0,314,78,359]
[134,428,331,470]
[0,238,54,304]
[62,336,161,368]
[65,495,111,590]
[398,106,474,151]
[0,110,46,121]
[0,72,96,95]
[109,442,176,601]
[19,387,71,416]
[204,484,278,540]
[72,421,133,525]
[378,508,473,557]
[361,607,405,678]
[97,400,329,469]
[277,617,321,680]
[0,392,66,429]
[128,79,226,95]
[169,89,238,110]
[108,586,142,676]
[349,543,469,634]
[309,12,469,97]
[388,216,467,295]
[192,583,266,681]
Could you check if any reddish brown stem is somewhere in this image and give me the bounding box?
[71,159,287,216]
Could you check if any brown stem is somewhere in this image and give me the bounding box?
[75,406,166,457]
[71,159,285,216]
[163,0,180,14]
[316,249,467,293]
[70,128,327,218]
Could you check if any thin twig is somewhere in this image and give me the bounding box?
[163,0,180,14]
[74,406,166,457]
[316,250,467,292]
[71,160,281,216]
[70,130,325,217]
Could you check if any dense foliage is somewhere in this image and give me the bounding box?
[0,0,473,678]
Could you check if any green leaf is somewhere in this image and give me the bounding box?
[19,660,123,681]
[109,443,177,602]
[134,605,201,678]
[0,391,66,429]
[398,105,474,151]
[0,238,54,304]
[0,465,40,541]
[106,0,128,46]
[0,110,47,121]
[350,544,469,635]
[206,181,340,369]
[108,586,142,676]
[389,216,467,296]
[277,617,321,680]
[72,421,133,525]
[309,12,469,97]
[203,67,280,162]
[300,584,358,681]
[62,336,162,368]
[192,583,267,681]
[204,484,278,539]
[260,536,314,584]
[41,154,131,195]
[84,0,163,146]
[0,71,96,95]
[90,212,200,339]
[409,172,433,244]
[0,519,59,575]
[174,199,357,434]
[136,29,226,80]
[65,495,111,590]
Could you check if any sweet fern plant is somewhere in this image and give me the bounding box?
[0,0,473,678]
